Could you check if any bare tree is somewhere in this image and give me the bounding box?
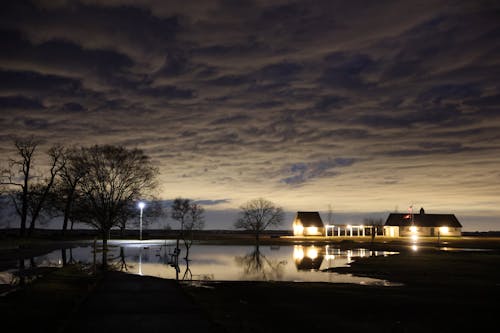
[171,198,190,236]
[75,145,157,267]
[234,198,284,242]
[183,202,205,257]
[327,204,334,225]
[171,198,205,280]
[1,137,38,236]
[27,145,65,234]
[56,148,86,235]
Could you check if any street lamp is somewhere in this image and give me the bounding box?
[138,201,145,240]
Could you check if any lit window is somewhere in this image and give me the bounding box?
[293,224,304,236]
[307,226,318,235]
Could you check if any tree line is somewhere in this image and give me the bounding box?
[1,137,285,244]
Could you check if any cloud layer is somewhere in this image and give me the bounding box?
[1,0,500,230]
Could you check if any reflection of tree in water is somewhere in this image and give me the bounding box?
[116,247,129,272]
[235,245,287,281]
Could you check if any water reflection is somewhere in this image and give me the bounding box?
[0,242,400,286]
[293,245,323,271]
[235,244,287,281]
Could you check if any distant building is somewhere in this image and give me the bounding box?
[384,207,462,237]
[292,211,325,236]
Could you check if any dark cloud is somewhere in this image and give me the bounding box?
[0,96,45,109]
[282,158,357,185]
[1,0,500,230]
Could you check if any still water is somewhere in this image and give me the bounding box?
[0,240,399,286]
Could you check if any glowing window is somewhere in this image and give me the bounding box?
[293,224,304,236]
[307,226,318,235]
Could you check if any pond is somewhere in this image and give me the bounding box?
[0,240,400,288]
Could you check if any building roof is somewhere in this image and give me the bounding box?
[385,212,462,228]
[295,211,324,227]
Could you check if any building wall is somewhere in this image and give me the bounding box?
[383,226,400,237]
[398,226,461,237]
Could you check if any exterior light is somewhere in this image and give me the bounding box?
[410,226,417,233]
[307,226,318,235]
[293,224,304,236]
[440,226,449,234]
[138,201,145,240]
[411,234,418,242]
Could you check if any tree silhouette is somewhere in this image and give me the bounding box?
[234,198,284,241]
[75,145,157,268]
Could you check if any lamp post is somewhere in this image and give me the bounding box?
[138,201,145,240]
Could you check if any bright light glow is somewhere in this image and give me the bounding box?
[293,246,304,260]
[411,234,418,242]
[347,225,352,229]
[412,245,418,252]
[306,247,318,259]
[293,224,304,236]
[138,201,146,209]
[410,226,417,233]
[307,226,318,235]
[440,226,449,234]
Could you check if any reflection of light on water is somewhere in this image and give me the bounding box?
[411,234,419,242]
[306,247,318,259]
[293,246,304,260]
[1,242,402,286]
[412,245,418,252]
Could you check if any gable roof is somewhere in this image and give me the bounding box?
[385,213,462,228]
[295,211,325,228]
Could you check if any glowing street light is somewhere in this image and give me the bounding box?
[138,201,145,240]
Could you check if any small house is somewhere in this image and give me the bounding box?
[293,211,325,236]
[384,207,462,237]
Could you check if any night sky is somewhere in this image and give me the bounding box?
[1,1,500,230]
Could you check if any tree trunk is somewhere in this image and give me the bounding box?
[101,230,108,269]
[61,189,75,235]
[20,187,28,237]
[61,248,67,266]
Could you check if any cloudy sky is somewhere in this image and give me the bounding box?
[1,0,500,230]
